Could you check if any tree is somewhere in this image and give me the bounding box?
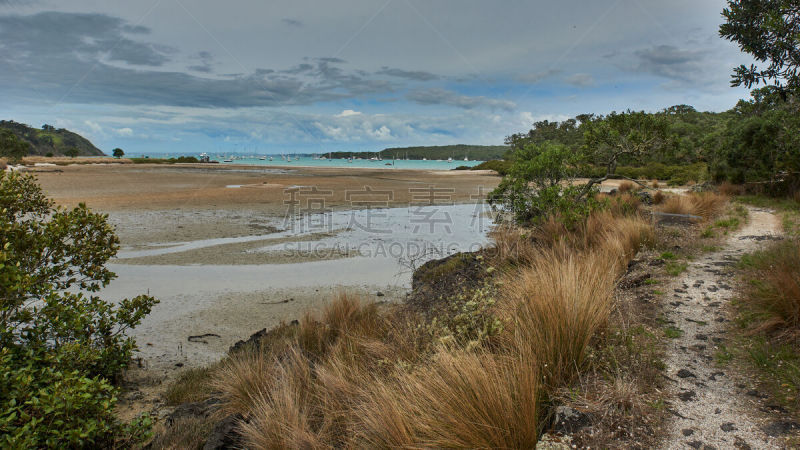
[579,111,670,196]
[64,147,79,158]
[0,129,30,164]
[489,142,599,227]
[720,0,800,91]
[0,172,157,445]
[112,148,125,158]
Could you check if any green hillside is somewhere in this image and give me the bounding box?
[0,120,106,156]
[327,144,508,161]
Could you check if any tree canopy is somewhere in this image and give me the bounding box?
[720,0,800,91]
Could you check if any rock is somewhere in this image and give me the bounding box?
[534,433,571,449]
[761,420,800,437]
[687,441,703,449]
[677,369,696,378]
[720,422,736,432]
[695,334,708,341]
[203,413,244,450]
[552,405,592,434]
[733,436,751,450]
[678,390,697,402]
[376,291,385,297]
[682,429,694,436]
[636,190,653,205]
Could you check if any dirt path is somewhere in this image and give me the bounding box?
[662,207,783,449]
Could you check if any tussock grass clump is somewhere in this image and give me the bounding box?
[355,349,540,448]
[658,192,728,221]
[653,190,665,205]
[617,181,638,193]
[742,240,800,339]
[719,181,744,196]
[499,246,618,387]
[206,210,655,448]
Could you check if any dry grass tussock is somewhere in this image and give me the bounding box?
[207,211,654,448]
[617,181,639,193]
[718,181,744,196]
[498,245,618,387]
[744,239,800,339]
[658,192,728,221]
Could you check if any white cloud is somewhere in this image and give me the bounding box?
[115,127,133,136]
[84,120,103,134]
[336,109,362,117]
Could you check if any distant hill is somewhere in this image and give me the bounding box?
[0,120,106,156]
[327,144,509,161]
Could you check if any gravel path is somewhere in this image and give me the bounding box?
[662,207,784,450]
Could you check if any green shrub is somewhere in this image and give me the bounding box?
[471,159,512,175]
[0,172,157,446]
[0,348,152,448]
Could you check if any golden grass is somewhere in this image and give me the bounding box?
[719,181,744,197]
[745,240,800,339]
[658,192,728,221]
[653,190,665,205]
[617,181,637,193]
[498,245,618,387]
[21,155,132,165]
[210,211,655,448]
[354,349,540,448]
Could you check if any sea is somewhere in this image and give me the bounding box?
[131,153,485,170]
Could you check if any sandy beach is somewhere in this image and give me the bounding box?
[28,163,501,375]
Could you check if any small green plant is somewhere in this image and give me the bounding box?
[665,261,688,276]
[701,227,716,238]
[653,289,664,296]
[659,251,677,260]
[715,345,733,365]
[644,279,660,285]
[664,327,683,339]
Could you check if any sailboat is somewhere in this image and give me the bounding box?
[464,154,469,162]
[447,156,453,163]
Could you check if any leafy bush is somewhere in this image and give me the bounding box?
[489,142,600,228]
[471,159,512,175]
[0,172,157,446]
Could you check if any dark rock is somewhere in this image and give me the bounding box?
[709,371,725,381]
[679,390,697,402]
[703,445,717,450]
[682,429,694,436]
[620,272,651,288]
[715,408,721,414]
[762,420,800,437]
[761,404,788,414]
[203,413,244,450]
[650,258,665,267]
[720,422,736,432]
[376,291,385,297]
[677,369,696,379]
[636,190,653,205]
[175,362,184,367]
[746,389,767,399]
[687,441,703,449]
[695,334,708,341]
[733,436,751,450]
[552,405,592,434]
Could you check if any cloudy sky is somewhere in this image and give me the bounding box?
[0,0,753,154]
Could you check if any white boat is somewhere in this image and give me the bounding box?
[259,156,266,161]
[447,157,453,163]
[464,155,469,161]
[269,156,273,161]
[223,159,233,163]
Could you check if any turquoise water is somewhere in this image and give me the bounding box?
[133,154,485,170]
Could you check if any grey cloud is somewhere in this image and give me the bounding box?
[406,88,516,111]
[515,69,561,84]
[635,45,707,82]
[282,18,303,27]
[565,73,594,87]
[377,66,439,81]
[187,50,214,73]
[0,11,172,67]
[0,13,397,108]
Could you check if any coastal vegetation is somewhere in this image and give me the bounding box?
[327,144,508,161]
[0,121,105,157]
[0,172,157,447]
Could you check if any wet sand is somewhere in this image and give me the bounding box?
[28,163,500,374]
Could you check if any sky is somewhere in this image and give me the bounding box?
[0,0,754,155]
